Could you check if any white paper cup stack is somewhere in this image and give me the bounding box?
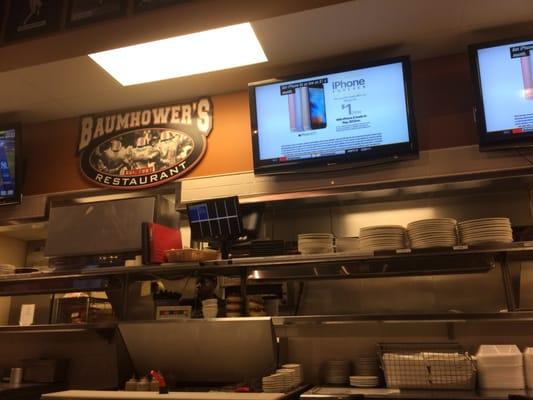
[202,298,218,319]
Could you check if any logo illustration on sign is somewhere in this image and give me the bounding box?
[77,97,213,189]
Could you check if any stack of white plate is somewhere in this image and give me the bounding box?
[0,264,15,276]
[407,218,458,249]
[349,375,380,388]
[262,373,287,393]
[356,356,380,376]
[281,364,304,386]
[202,298,218,318]
[323,360,352,385]
[276,368,298,389]
[458,218,513,245]
[359,226,406,251]
[298,233,334,255]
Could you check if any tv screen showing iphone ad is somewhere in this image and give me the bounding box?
[253,62,410,163]
[476,40,533,138]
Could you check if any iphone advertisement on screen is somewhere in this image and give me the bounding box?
[253,62,410,163]
[476,40,533,136]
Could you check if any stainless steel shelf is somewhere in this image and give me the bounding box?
[0,322,117,333]
[0,242,531,295]
[272,311,533,325]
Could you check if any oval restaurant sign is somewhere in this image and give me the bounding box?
[76,97,213,189]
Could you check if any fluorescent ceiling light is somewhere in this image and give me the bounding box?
[89,22,267,86]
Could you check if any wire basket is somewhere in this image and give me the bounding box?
[378,343,476,390]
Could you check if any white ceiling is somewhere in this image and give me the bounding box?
[1,0,533,123]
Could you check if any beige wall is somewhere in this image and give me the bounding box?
[0,234,27,324]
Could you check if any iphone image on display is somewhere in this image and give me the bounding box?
[520,53,533,100]
[308,84,327,129]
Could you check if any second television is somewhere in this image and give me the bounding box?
[249,56,418,175]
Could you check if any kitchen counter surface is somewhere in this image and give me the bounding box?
[41,390,286,400]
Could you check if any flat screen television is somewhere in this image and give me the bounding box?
[0,124,21,205]
[248,56,418,174]
[470,36,533,149]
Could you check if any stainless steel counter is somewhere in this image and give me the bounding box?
[300,387,533,400]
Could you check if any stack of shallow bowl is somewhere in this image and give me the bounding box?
[297,233,334,254]
[406,218,458,249]
[359,225,406,251]
[349,375,380,388]
[458,218,513,245]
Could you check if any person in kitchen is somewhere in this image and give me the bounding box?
[179,274,225,318]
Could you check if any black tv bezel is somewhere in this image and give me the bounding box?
[469,35,533,150]
[0,123,22,206]
[248,55,418,175]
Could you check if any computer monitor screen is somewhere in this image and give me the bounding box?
[187,196,244,241]
[470,36,533,148]
[248,56,418,174]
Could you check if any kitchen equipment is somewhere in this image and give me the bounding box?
[22,359,68,383]
[476,344,525,390]
[379,343,475,390]
[118,318,277,384]
[52,296,115,324]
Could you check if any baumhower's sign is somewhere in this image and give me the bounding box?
[77,98,213,189]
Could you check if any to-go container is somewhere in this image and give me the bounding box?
[524,348,533,388]
[476,345,525,390]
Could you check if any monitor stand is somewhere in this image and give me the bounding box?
[219,240,231,260]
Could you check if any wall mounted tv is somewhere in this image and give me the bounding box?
[470,36,533,149]
[0,124,21,205]
[248,56,418,175]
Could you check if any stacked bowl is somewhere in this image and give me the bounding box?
[407,218,458,249]
[202,298,218,318]
[298,233,334,255]
[458,218,513,245]
[359,225,406,251]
